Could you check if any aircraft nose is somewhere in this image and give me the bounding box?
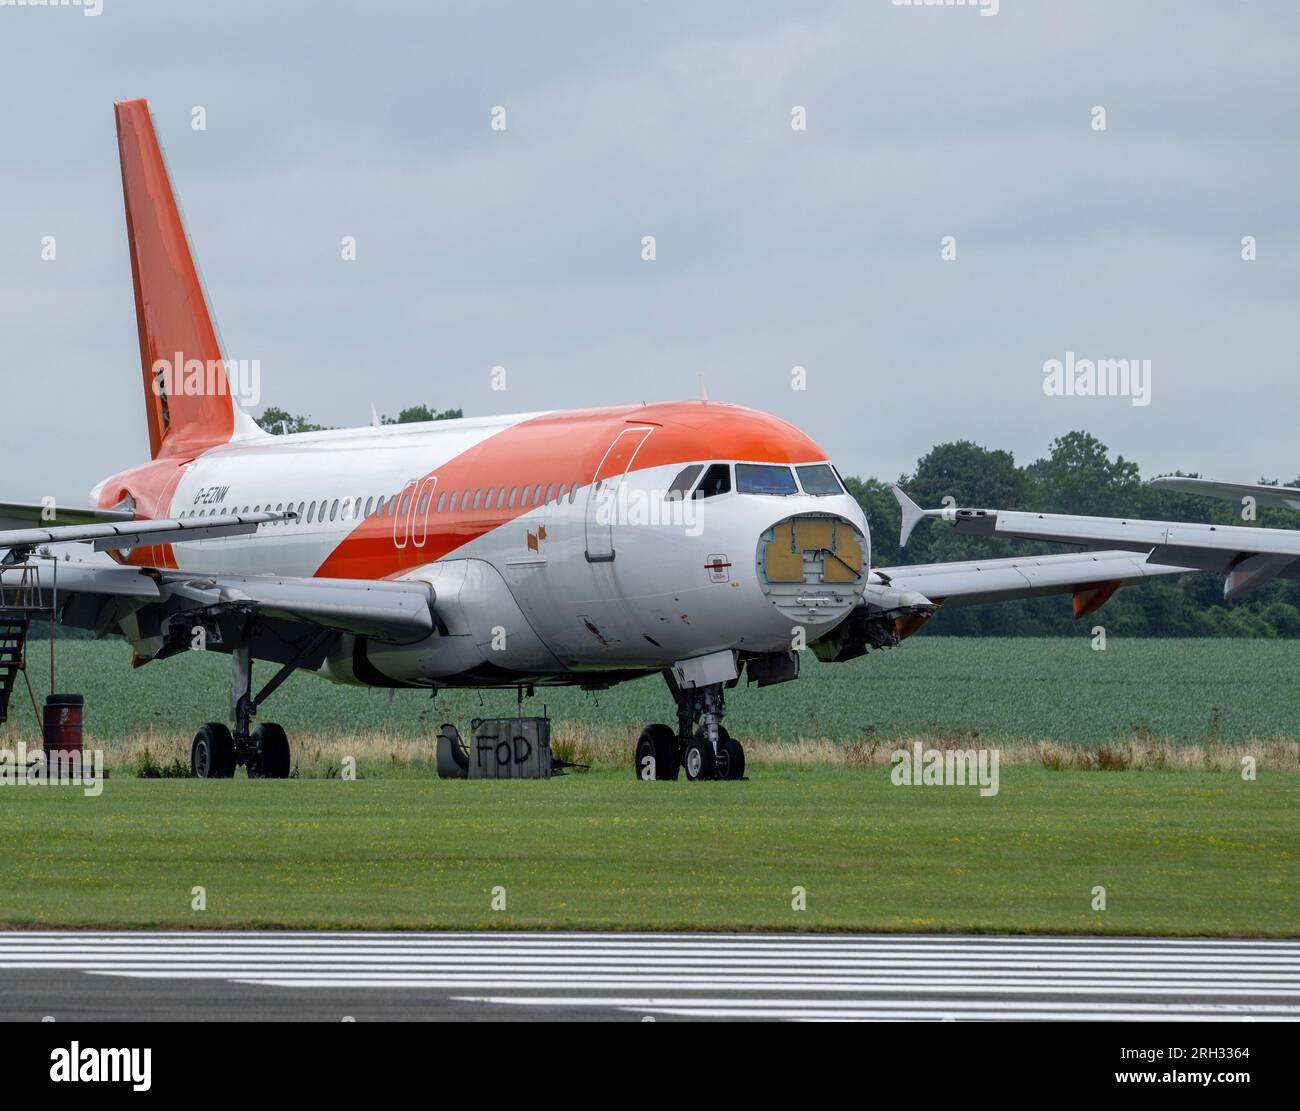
[756,513,866,627]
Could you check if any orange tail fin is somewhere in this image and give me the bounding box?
[115,98,249,459]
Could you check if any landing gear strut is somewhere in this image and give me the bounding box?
[633,672,746,782]
[190,631,333,779]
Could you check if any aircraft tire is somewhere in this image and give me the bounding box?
[192,722,236,779]
[634,724,680,781]
[719,734,746,780]
[254,722,291,779]
[683,736,716,781]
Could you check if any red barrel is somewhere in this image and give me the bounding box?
[43,693,84,757]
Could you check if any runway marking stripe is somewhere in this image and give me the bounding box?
[5,951,1294,966]
[4,932,1295,947]
[5,932,1295,1020]
[453,995,1299,1014]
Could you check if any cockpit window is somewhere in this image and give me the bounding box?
[693,463,732,499]
[736,463,797,496]
[796,464,844,496]
[666,465,703,501]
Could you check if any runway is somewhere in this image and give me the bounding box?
[1,931,1298,1021]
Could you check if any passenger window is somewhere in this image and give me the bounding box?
[507,487,518,509]
[307,502,316,523]
[330,499,339,521]
[436,492,446,512]
[736,464,797,496]
[556,483,567,502]
[532,484,543,506]
[796,464,844,496]
[364,497,373,517]
[666,465,703,500]
[693,463,732,499]
[496,487,507,509]
[519,487,530,508]
[471,490,481,510]
[417,491,429,514]
[544,483,554,503]
[569,482,578,503]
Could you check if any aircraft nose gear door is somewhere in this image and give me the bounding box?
[584,425,654,562]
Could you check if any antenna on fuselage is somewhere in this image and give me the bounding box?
[698,374,709,402]
[370,401,381,428]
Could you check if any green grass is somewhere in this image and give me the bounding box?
[6,635,1299,747]
[1,768,1295,935]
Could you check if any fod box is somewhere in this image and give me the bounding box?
[469,716,553,779]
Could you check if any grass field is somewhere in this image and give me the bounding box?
[1,769,1296,935]
[3,638,1296,935]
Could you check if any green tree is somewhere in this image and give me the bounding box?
[1025,431,1142,517]
[382,405,463,424]
[256,407,328,435]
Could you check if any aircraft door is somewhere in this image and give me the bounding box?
[584,426,653,562]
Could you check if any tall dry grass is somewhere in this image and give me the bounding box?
[3,720,1295,777]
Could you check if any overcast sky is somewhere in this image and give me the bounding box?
[1,0,1297,504]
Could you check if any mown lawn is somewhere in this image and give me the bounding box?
[2,767,1295,935]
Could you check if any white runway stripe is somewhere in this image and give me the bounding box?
[4,931,1298,1021]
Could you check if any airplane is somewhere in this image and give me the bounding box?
[0,99,1189,782]
[894,477,1300,604]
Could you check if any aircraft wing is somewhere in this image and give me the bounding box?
[0,560,435,669]
[893,485,1300,601]
[876,549,1188,610]
[0,500,136,532]
[0,509,291,557]
[1148,476,1300,511]
[815,546,1190,662]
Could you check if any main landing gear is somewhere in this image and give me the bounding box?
[633,672,746,782]
[189,636,329,779]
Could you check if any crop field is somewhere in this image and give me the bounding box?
[1,637,1297,775]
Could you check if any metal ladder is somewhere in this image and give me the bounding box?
[0,564,46,726]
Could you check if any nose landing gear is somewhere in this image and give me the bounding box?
[633,671,746,782]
